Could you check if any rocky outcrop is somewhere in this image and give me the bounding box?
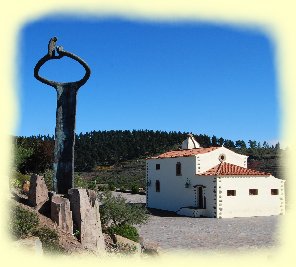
[68,188,105,252]
[28,174,48,207]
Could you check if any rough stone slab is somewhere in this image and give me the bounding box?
[28,174,48,207]
[68,188,105,252]
[51,194,73,234]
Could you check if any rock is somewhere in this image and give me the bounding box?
[14,236,43,255]
[51,194,73,234]
[28,174,48,207]
[141,240,161,255]
[68,188,105,252]
[114,234,141,254]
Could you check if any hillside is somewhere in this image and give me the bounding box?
[79,159,147,189]
[14,130,285,191]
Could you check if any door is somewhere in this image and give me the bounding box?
[195,186,204,209]
[198,186,204,209]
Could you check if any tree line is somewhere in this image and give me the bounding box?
[13,130,282,177]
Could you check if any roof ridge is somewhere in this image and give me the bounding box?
[198,161,271,176]
[148,146,220,159]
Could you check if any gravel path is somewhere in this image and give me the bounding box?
[112,192,281,252]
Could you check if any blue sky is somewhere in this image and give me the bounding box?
[18,15,280,144]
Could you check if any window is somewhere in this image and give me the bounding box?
[227,190,236,196]
[176,162,182,176]
[249,189,258,195]
[219,153,226,162]
[156,164,160,170]
[155,180,160,192]
[271,189,279,195]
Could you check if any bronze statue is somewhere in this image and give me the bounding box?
[34,37,91,194]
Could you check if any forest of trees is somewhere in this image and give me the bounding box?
[13,130,283,178]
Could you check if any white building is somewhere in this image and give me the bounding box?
[146,134,285,218]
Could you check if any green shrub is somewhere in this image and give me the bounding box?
[88,179,98,190]
[131,184,139,194]
[108,182,116,191]
[97,183,109,191]
[74,173,89,188]
[98,191,148,228]
[14,144,33,172]
[33,226,63,253]
[43,168,53,190]
[10,171,30,190]
[10,205,63,254]
[108,224,139,242]
[10,205,39,239]
[120,186,126,192]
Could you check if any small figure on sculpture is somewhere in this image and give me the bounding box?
[48,37,58,58]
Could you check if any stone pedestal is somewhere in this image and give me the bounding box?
[68,188,105,252]
[51,194,73,234]
[28,174,48,207]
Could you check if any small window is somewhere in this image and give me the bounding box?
[155,180,160,192]
[227,190,236,196]
[219,154,226,162]
[176,162,182,176]
[249,189,258,195]
[271,189,279,195]
[156,164,160,170]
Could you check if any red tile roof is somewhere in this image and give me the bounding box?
[149,147,220,159]
[198,162,271,176]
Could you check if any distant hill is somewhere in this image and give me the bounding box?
[15,130,284,181]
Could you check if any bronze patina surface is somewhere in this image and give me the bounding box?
[34,37,91,194]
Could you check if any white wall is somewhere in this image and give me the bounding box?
[146,157,197,212]
[196,147,247,174]
[217,176,285,218]
[146,156,217,216]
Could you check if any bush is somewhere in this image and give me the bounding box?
[43,169,53,191]
[74,173,89,188]
[33,226,63,253]
[10,205,39,239]
[14,144,33,172]
[131,184,139,194]
[98,191,148,228]
[120,186,127,192]
[108,224,139,242]
[10,205,63,254]
[10,171,30,190]
[97,183,109,191]
[108,182,116,191]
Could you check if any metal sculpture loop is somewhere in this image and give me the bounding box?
[34,37,91,194]
[34,46,91,89]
